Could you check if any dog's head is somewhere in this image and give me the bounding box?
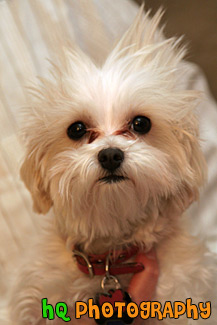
[21,8,206,245]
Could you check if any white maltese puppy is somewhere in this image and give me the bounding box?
[8,6,216,325]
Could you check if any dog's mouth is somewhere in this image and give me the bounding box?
[99,175,127,184]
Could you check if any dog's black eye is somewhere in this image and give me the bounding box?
[132,116,151,134]
[67,121,86,140]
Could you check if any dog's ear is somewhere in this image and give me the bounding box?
[163,124,207,217]
[20,154,52,214]
[185,135,207,202]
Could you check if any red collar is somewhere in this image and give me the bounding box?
[73,245,144,277]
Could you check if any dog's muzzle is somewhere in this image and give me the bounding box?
[98,147,124,172]
[99,175,126,184]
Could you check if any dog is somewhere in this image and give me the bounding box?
[8,6,216,325]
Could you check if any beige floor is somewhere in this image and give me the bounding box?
[135,0,217,101]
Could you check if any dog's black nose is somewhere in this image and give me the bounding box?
[98,148,124,172]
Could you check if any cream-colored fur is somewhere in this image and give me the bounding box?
[8,7,216,324]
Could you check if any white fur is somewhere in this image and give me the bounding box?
[8,7,217,324]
